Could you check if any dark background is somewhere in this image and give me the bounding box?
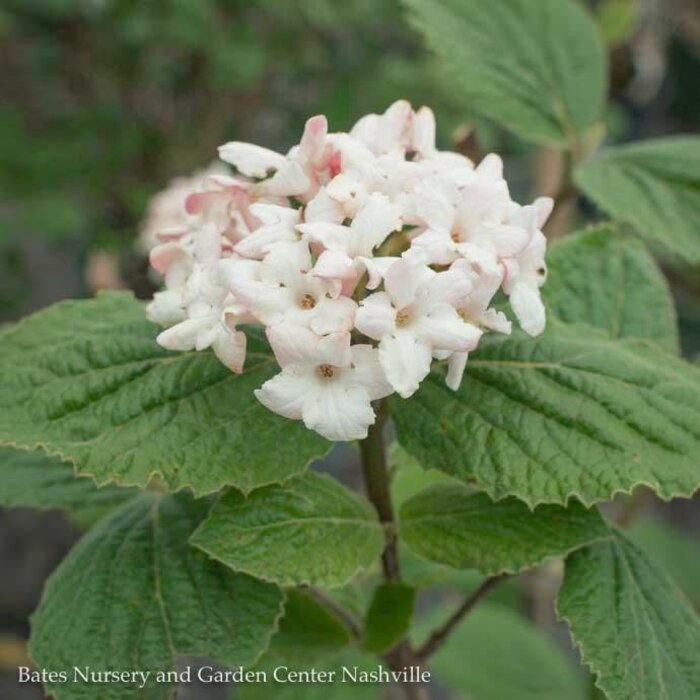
[1,0,700,698]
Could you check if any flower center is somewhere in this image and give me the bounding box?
[395,309,412,327]
[316,364,336,379]
[300,293,317,309]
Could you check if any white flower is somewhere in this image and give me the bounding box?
[155,260,248,373]
[256,325,391,441]
[297,193,401,287]
[142,100,552,441]
[355,257,482,398]
[230,241,356,334]
[137,163,229,252]
[502,197,553,336]
[411,156,530,271]
[234,204,302,259]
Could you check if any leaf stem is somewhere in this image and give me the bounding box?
[359,399,400,582]
[416,574,507,660]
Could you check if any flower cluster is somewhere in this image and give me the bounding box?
[145,101,552,441]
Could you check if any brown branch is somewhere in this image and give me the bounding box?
[416,575,507,660]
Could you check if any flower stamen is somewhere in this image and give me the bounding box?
[317,364,336,379]
[300,293,317,309]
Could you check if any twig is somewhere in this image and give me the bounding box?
[416,575,507,660]
[615,487,652,528]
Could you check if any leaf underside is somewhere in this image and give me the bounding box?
[575,137,700,264]
[558,529,700,700]
[399,483,608,574]
[29,492,284,700]
[0,446,137,521]
[402,0,607,145]
[544,226,679,354]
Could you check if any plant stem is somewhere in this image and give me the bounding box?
[359,400,401,582]
[416,575,506,660]
[615,487,652,528]
[359,401,429,700]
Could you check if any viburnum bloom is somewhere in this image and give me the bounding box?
[255,325,391,441]
[143,101,552,441]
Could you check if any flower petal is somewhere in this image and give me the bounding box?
[355,292,396,340]
[313,249,357,282]
[266,324,321,367]
[418,303,483,352]
[379,331,433,398]
[212,328,247,373]
[349,345,392,400]
[384,258,432,310]
[446,351,469,391]
[265,161,311,197]
[218,142,287,178]
[255,366,314,420]
[351,194,401,254]
[309,296,357,335]
[301,382,376,441]
[509,283,546,336]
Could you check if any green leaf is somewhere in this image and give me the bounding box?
[29,492,283,700]
[544,226,679,353]
[629,516,700,609]
[389,443,459,507]
[402,0,607,146]
[0,446,137,523]
[575,137,700,263]
[557,529,700,700]
[363,583,415,653]
[392,321,700,507]
[265,590,351,664]
[191,472,384,588]
[415,603,586,700]
[0,292,329,495]
[400,484,608,574]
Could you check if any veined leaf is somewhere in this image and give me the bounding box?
[265,590,351,664]
[399,484,607,574]
[191,472,384,588]
[392,322,700,507]
[0,446,137,522]
[557,529,700,700]
[575,137,700,263]
[29,493,283,700]
[629,516,700,610]
[544,226,679,353]
[0,292,329,495]
[402,0,607,146]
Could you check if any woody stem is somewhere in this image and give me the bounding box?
[359,400,429,700]
[359,399,400,582]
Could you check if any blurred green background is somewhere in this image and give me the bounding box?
[2,0,699,328]
[1,0,700,698]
